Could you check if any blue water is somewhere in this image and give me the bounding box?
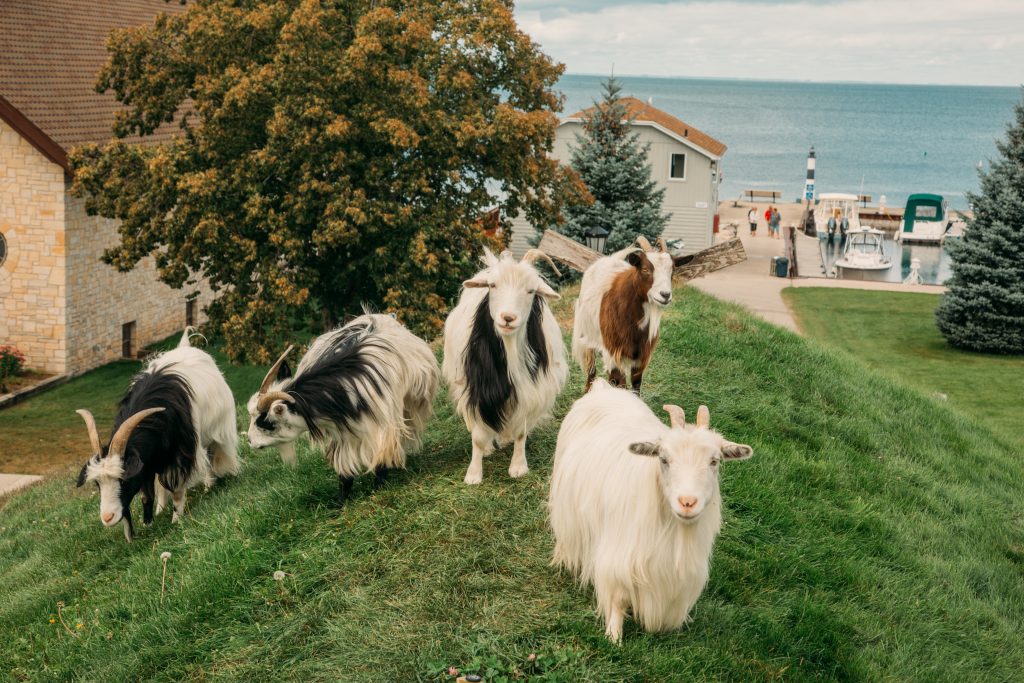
[556,75,1020,210]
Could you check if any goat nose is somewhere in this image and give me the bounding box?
[501,313,518,324]
[660,291,672,300]
[102,512,115,523]
[677,496,698,510]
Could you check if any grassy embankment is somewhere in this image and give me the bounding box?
[2,287,1023,681]
[783,287,1024,445]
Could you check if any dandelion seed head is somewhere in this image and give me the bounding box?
[160,551,171,561]
[273,571,286,581]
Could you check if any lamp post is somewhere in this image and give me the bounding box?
[584,226,609,254]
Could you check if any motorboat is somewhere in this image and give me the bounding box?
[897,193,958,244]
[834,228,892,271]
[814,193,860,239]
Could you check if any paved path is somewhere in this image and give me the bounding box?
[0,473,42,498]
[690,226,944,333]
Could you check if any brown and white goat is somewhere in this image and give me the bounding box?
[572,236,675,392]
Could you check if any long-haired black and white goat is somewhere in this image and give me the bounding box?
[549,379,754,642]
[443,248,568,485]
[572,236,675,392]
[246,313,438,504]
[75,329,240,542]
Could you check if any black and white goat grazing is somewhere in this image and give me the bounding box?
[442,248,568,485]
[75,329,240,542]
[572,236,675,393]
[246,313,438,505]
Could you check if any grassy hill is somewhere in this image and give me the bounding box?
[2,287,1023,682]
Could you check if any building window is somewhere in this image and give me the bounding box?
[0,232,7,268]
[122,321,136,359]
[186,300,197,327]
[670,153,686,180]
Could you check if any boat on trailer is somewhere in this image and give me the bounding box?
[897,193,955,244]
[834,227,892,271]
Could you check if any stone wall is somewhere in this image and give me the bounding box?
[65,193,211,375]
[0,118,67,374]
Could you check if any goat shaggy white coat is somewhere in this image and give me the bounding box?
[549,379,753,642]
[443,249,568,484]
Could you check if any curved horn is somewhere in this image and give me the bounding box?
[259,345,294,394]
[257,391,296,414]
[657,237,669,253]
[696,405,710,428]
[662,404,686,429]
[521,249,562,277]
[108,407,165,458]
[76,409,102,454]
[635,236,653,252]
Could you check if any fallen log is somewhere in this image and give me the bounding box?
[536,229,746,281]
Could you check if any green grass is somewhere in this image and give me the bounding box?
[783,287,1024,444]
[2,288,1024,681]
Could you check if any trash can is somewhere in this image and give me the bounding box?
[771,256,789,277]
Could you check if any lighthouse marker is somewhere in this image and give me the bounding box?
[805,146,816,204]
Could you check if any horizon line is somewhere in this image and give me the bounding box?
[562,71,1022,90]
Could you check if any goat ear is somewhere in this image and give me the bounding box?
[626,251,644,269]
[122,455,145,480]
[721,441,753,461]
[628,441,661,457]
[75,463,89,488]
[276,359,292,381]
[463,277,489,289]
[536,281,560,301]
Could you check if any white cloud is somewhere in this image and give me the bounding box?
[515,0,1023,86]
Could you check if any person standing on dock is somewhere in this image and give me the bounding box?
[748,207,759,236]
[770,207,781,238]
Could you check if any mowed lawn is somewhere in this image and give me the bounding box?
[2,288,1024,681]
[783,287,1024,445]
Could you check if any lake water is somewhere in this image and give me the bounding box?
[556,74,1020,211]
[815,235,953,285]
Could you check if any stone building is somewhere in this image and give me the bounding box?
[0,0,204,377]
[509,97,727,257]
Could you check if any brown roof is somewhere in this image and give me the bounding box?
[567,96,727,158]
[0,0,187,169]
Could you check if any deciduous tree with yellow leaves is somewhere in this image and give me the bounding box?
[71,0,582,361]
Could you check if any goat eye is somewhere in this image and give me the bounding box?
[527,289,536,295]
[488,283,496,289]
[710,458,720,467]
[658,455,668,465]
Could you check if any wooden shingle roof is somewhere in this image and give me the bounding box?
[567,96,727,158]
[0,0,186,170]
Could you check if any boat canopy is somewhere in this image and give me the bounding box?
[903,193,947,233]
[818,193,859,201]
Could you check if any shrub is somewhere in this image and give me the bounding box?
[0,345,25,390]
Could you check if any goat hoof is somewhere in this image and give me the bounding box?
[508,464,529,479]
[463,471,483,485]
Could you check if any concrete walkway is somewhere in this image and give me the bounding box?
[690,225,944,333]
[0,473,42,498]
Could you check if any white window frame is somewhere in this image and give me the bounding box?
[668,152,687,181]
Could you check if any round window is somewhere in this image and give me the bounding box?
[0,232,7,268]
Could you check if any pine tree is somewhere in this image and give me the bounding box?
[935,90,1024,354]
[554,77,670,254]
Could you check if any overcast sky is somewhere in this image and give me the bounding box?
[515,0,1022,86]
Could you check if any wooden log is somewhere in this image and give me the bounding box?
[537,230,747,282]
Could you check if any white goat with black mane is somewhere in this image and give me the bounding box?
[443,248,568,485]
[246,313,438,505]
[75,329,239,542]
[549,379,754,643]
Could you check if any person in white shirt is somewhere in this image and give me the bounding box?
[747,207,758,236]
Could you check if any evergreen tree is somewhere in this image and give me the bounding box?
[935,90,1024,354]
[554,77,670,254]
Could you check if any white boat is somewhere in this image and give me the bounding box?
[814,193,861,238]
[834,228,892,271]
[897,193,958,244]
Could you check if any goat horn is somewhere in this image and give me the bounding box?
[696,405,710,428]
[635,236,653,251]
[657,237,669,253]
[521,249,561,277]
[108,407,165,458]
[259,345,294,394]
[76,409,102,454]
[662,405,686,429]
[257,391,295,414]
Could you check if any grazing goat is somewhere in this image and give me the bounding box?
[443,248,568,485]
[549,379,754,643]
[246,313,438,505]
[75,329,239,542]
[572,236,675,392]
